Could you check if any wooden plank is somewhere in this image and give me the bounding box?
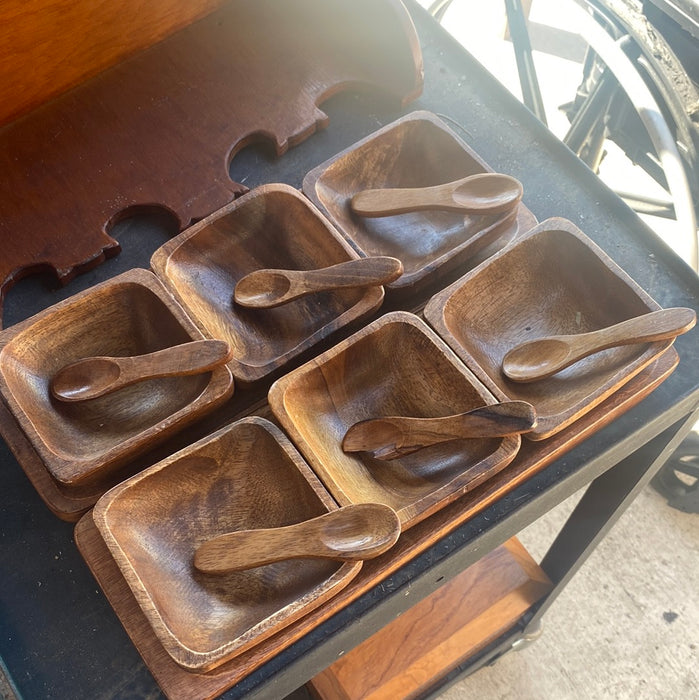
[307,538,552,700]
[0,0,227,127]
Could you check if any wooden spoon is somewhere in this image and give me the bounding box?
[342,401,537,460]
[50,339,232,402]
[502,307,696,383]
[233,256,403,308]
[350,173,523,217]
[193,503,401,574]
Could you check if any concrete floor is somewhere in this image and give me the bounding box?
[410,2,699,698]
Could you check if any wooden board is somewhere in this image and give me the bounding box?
[0,0,423,326]
[307,538,552,700]
[72,349,677,699]
[0,0,228,127]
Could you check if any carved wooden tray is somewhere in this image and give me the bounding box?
[74,347,678,700]
[0,0,423,326]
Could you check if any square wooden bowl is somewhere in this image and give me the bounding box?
[302,110,537,299]
[0,268,234,487]
[424,218,671,439]
[92,416,361,672]
[151,183,387,386]
[268,311,521,529]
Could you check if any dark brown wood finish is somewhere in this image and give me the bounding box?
[424,218,677,440]
[92,417,362,672]
[302,111,538,301]
[151,185,389,386]
[73,348,677,700]
[0,0,423,326]
[0,269,234,487]
[269,312,522,529]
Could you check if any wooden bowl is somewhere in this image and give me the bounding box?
[302,111,537,299]
[268,311,521,529]
[0,269,234,487]
[424,218,671,439]
[151,183,386,385]
[92,416,361,672]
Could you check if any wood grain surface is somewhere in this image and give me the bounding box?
[269,312,522,530]
[151,185,388,386]
[303,111,537,301]
[0,0,227,127]
[424,218,674,439]
[308,538,552,700]
[92,417,361,672]
[0,0,423,326]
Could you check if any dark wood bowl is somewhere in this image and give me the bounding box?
[268,311,521,529]
[424,218,671,439]
[92,416,360,672]
[0,269,234,486]
[302,111,537,300]
[151,184,387,386]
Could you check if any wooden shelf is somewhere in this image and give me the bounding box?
[308,538,552,700]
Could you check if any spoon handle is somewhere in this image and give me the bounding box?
[574,307,696,356]
[116,339,232,384]
[194,522,321,573]
[351,182,464,217]
[292,256,403,294]
[343,401,536,460]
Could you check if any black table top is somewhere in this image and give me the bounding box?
[1,3,698,699]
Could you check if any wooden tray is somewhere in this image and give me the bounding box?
[302,111,538,302]
[74,347,677,700]
[151,184,387,386]
[424,218,675,439]
[0,0,423,326]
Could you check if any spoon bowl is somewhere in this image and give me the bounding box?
[350,173,523,218]
[193,503,401,574]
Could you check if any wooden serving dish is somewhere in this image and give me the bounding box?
[268,311,521,529]
[151,184,387,385]
[424,218,673,439]
[92,416,361,672]
[0,268,233,487]
[302,111,538,300]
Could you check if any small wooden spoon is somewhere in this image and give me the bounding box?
[50,339,232,402]
[193,503,401,574]
[342,401,537,460]
[233,256,403,308]
[502,307,696,383]
[350,173,523,218]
